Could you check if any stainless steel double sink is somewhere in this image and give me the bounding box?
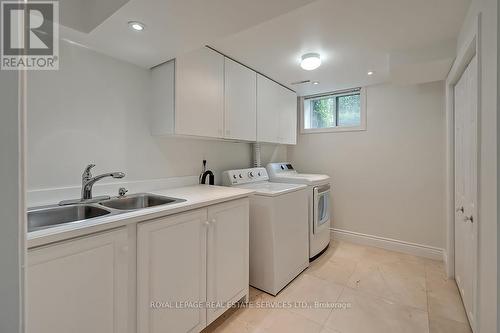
[28,193,186,232]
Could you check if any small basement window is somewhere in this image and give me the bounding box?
[301,88,366,133]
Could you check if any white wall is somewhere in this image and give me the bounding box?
[0,68,23,331]
[456,1,497,332]
[288,82,446,249]
[27,41,286,197]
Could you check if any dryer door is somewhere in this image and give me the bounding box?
[313,184,331,234]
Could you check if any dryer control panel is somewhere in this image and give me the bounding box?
[266,162,298,178]
[222,167,269,186]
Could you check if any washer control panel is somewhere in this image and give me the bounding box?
[222,167,268,185]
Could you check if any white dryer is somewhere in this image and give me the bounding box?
[267,163,331,260]
[222,167,309,295]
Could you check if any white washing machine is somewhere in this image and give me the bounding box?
[222,167,309,295]
[267,163,331,260]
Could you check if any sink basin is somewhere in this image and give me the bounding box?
[28,205,111,232]
[27,193,186,232]
[99,193,186,211]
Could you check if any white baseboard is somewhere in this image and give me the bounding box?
[442,251,448,270]
[331,228,445,261]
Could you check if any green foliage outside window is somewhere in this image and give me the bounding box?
[310,93,360,128]
[311,97,335,128]
[337,94,361,126]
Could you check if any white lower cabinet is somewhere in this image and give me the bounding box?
[27,228,129,333]
[137,209,208,333]
[26,199,249,333]
[137,199,249,333]
[206,199,249,324]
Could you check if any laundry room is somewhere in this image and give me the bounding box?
[0,1,498,333]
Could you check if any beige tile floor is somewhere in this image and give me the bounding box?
[202,240,472,333]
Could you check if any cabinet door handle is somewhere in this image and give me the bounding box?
[456,206,464,214]
[204,221,210,226]
[464,215,474,223]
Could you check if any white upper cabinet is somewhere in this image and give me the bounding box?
[279,87,298,145]
[151,47,297,144]
[257,74,280,143]
[175,47,225,138]
[151,60,175,136]
[224,58,257,141]
[257,74,297,144]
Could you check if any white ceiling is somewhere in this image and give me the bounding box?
[59,0,130,33]
[60,0,470,95]
[60,0,318,67]
[210,0,470,95]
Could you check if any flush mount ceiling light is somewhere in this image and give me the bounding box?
[312,81,320,85]
[128,21,145,31]
[300,53,321,71]
[367,71,374,76]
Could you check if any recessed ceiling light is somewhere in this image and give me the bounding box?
[312,81,319,85]
[128,21,145,31]
[300,53,321,71]
[367,71,374,76]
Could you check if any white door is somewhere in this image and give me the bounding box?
[27,228,129,333]
[454,63,466,300]
[224,58,257,141]
[137,209,208,333]
[175,47,224,138]
[206,199,249,324]
[454,55,478,328]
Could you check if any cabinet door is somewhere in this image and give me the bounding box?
[279,88,298,145]
[150,60,175,135]
[257,74,297,144]
[224,58,257,141]
[206,199,249,324]
[27,228,129,333]
[257,74,281,143]
[137,209,208,333]
[175,47,224,138]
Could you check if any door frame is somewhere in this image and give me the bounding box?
[444,12,480,331]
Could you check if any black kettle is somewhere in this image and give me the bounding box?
[200,170,215,185]
[199,160,215,185]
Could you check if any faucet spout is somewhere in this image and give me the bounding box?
[58,165,126,206]
[81,166,125,200]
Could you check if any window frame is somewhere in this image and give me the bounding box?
[300,87,367,134]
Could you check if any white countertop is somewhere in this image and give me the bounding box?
[28,185,255,248]
[230,181,307,197]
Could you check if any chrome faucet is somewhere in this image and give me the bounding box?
[81,164,125,200]
[59,164,125,206]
